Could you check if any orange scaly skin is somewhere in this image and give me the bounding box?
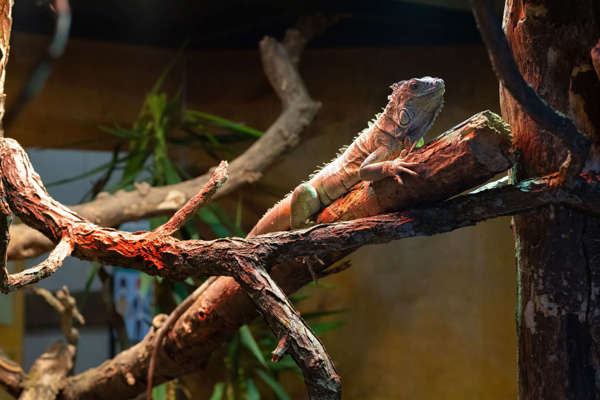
[248,77,445,237]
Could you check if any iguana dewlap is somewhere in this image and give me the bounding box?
[248,76,445,237]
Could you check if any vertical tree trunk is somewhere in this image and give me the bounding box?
[500,1,600,398]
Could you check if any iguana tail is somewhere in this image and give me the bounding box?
[247,196,292,237]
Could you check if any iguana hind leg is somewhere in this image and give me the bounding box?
[290,183,321,229]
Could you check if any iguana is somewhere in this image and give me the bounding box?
[248,76,445,236]
[146,77,444,398]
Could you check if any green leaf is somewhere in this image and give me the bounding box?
[266,355,301,375]
[310,320,347,336]
[139,272,154,298]
[46,154,130,188]
[206,204,245,237]
[100,125,144,140]
[288,292,311,304]
[150,216,168,231]
[246,379,260,400]
[152,383,166,400]
[239,325,267,368]
[172,282,190,305]
[301,308,348,320]
[197,207,232,238]
[255,370,291,400]
[209,382,226,400]
[416,137,425,148]
[187,110,263,138]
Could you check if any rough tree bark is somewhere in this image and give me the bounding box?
[500,1,600,398]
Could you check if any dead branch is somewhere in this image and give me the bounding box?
[153,161,227,236]
[17,285,82,400]
[6,22,322,260]
[233,256,341,399]
[0,354,24,398]
[470,0,590,181]
[20,342,75,400]
[29,286,84,346]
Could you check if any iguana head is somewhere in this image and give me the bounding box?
[381,76,445,153]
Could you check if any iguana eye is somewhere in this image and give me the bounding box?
[410,82,419,90]
[399,108,411,126]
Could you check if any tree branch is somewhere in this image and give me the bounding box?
[470,0,590,181]
[0,354,24,398]
[6,21,322,260]
[232,256,341,399]
[20,342,75,400]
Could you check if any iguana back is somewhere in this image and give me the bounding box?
[248,76,445,237]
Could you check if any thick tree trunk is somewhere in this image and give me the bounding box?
[500,1,600,398]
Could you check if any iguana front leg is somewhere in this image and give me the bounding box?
[290,183,321,228]
[359,146,418,184]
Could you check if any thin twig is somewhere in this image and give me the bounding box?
[3,237,73,292]
[470,0,590,182]
[153,161,228,236]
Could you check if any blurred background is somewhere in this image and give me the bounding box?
[0,0,515,398]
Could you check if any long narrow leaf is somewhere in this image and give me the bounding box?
[246,379,260,400]
[240,325,267,368]
[187,110,263,138]
[209,382,226,400]
[46,154,131,187]
[255,370,291,400]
